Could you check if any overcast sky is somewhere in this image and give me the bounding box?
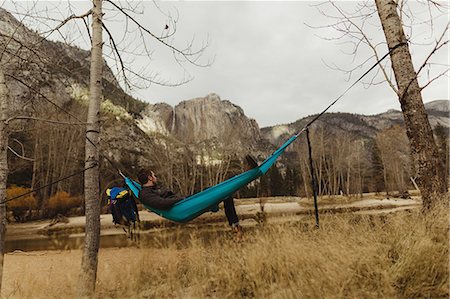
[6,1,450,127]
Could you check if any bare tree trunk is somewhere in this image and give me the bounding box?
[0,65,9,293]
[375,0,447,209]
[31,136,39,195]
[300,157,310,198]
[78,0,102,297]
[383,166,389,195]
[346,160,350,196]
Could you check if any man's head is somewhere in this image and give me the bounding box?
[137,168,158,186]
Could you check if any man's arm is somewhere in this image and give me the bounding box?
[139,188,184,210]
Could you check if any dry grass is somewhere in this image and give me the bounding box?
[3,202,448,299]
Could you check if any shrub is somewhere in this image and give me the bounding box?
[6,185,38,222]
[47,191,83,217]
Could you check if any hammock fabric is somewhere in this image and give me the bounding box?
[125,133,300,223]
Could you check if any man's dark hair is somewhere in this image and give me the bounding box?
[137,169,151,185]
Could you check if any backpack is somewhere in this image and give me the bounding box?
[106,187,140,226]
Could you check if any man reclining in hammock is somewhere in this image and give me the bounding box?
[137,169,243,237]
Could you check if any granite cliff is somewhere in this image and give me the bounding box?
[262,100,449,146]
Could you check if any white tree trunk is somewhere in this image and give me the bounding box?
[78,0,103,296]
[375,0,447,209]
[0,64,9,293]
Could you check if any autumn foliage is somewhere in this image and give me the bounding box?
[46,191,83,217]
[6,186,37,222]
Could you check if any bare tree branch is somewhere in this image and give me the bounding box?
[101,21,129,89]
[329,1,398,94]
[104,0,212,67]
[415,21,449,80]
[5,116,87,126]
[38,9,92,42]
[420,67,449,91]
[398,21,449,99]
[7,145,34,161]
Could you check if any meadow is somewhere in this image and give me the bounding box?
[2,201,448,299]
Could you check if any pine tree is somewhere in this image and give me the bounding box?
[259,173,270,197]
[269,166,284,196]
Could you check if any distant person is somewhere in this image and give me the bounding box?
[137,169,243,239]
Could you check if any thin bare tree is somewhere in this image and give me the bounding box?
[375,125,412,194]
[375,0,447,209]
[78,0,102,296]
[312,0,449,208]
[0,63,9,292]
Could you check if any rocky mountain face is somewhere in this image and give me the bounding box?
[0,8,131,113]
[262,100,450,146]
[362,100,449,131]
[138,93,269,155]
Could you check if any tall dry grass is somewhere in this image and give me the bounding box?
[113,203,448,298]
[3,202,448,299]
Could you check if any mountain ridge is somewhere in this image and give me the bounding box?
[260,100,449,146]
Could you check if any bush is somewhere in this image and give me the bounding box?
[6,185,38,222]
[47,191,83,218]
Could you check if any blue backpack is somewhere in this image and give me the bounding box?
[106,187,139,226]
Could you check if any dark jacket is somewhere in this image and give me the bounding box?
[138,184,185,210]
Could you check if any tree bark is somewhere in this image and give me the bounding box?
[375,0,447,209]
[0,64,9,293]
[78,0,102,297]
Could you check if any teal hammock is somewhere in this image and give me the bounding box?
[125,133,301,223]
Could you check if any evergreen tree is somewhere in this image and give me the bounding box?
[284,166,294,195]
[269,166,284,196]
[259,175,270,197]
[284,165,302,196]
[291,166,302,196]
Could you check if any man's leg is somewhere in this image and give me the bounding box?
[223,196,244,241]
[223,196,239,226]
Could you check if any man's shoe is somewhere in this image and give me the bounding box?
[232,224,244,242]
